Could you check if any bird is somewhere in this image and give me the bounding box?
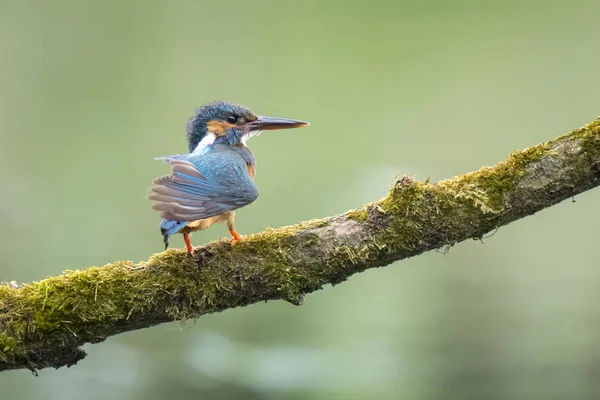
[148,101,309,255]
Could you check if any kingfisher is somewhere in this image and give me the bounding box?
[148,101,309,255]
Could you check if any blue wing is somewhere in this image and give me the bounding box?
[149,149,259,223]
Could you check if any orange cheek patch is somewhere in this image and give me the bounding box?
[207,120,237,136]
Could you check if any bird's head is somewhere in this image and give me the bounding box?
[186,101,309,152]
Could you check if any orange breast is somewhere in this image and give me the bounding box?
[185,213,230,232]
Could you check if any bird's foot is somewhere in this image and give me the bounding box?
[230,229,243,246]
[183,233,195,255]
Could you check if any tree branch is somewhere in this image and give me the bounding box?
[1,117,600,374]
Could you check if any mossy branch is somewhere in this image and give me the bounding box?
[2,117,600,374]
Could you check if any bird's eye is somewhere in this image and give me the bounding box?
[227,115,238,124]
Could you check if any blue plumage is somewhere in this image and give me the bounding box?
[159,220,187,248]
[148,101,308,254]
[186,101,252,152]
[150,144,259,248]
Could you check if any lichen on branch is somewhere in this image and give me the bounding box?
[1,117,599,374]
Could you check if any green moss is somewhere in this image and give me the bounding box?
[374,178,430,253]
[228,218,329,262]
[449,143,552,211]
[2,117,599,372]
[347,206,370,221]
[576,118,600,160]
[0,259,207,367]
[372,118,600,255]
[381,177,427,215]
[13,158,538,364]
[370,135,556,253]
[0,333,17,358]
[225,223,325,305]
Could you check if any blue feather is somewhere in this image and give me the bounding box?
[149,144,259,249]
[159,219,187,249]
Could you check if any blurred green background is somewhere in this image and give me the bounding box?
[1,0,600,399]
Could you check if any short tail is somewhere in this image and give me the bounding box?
[159,219,187,249]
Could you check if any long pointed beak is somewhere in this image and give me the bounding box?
[250,116,310,131]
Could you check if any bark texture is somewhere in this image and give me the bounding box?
[1,117,599,374]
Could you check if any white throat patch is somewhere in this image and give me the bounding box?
[192,129,261,151]
[241,130,261,145]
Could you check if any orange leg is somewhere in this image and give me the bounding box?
[226,213,243,246]
[183,233,194,255]
[230,228,243,246]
